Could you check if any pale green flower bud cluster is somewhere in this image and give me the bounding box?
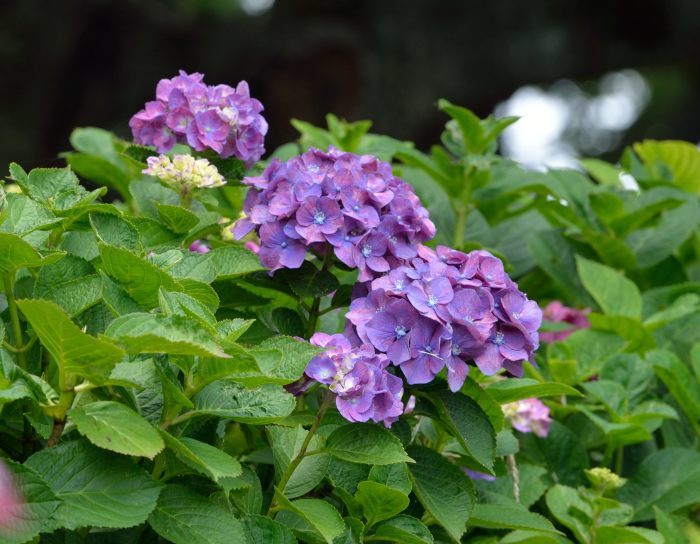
[143,154,225,191]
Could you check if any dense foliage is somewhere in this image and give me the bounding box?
[0,71,699,544]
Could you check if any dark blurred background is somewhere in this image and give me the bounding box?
[1,0,699,170]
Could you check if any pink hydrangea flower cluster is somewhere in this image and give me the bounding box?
[233,147,435,275]
[503,398,551,437]
[540,301,590,343]
[305,333,404,427]
[129,70,267,168]
[346,245,541,393]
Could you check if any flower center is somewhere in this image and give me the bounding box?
[512,311,520,320]
[362,244,372,257]
[352,204,360,211]
[492,331,505,346]
[307,164,320,174]
[427,295,439,308]
[344,235,351,242]
[465,314,474,323]
[394,325,407,339]
[313,210,326,225]
[486,273,493,281]
[394,279,404,291]
[424,345,433,353]
[452,345,461,356]
[280,241,288,249]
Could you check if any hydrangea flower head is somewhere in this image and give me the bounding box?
[306,333,404,427]
[346,246,541,391]
[130,70,267,167]
[144,154,225,192]
[540,301,590,343]
[188,240,210,254]
[502,398,551,437]
[233,147,435,274]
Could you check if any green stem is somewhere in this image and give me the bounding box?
[4,275,26,369]
[614,446,624,476]
[160,410,196,430]
[269,391,334,513]
[304,244,334,338]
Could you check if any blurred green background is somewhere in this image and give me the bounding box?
[1,0,699,170]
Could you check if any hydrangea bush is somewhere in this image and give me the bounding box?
[0,71,699,544]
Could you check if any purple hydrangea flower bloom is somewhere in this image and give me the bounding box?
[371,266,412,296]
[497,288,543,334]
[475,325,529,375]
[130,71,267,167]
[503,398,551,437]
[295,196,344,243]
[353,232,390,282]
[366,299,420,364]
[400,319,450,384]
[346,289,394,344]
[444,325,481,392]
[406,276,454,322]
[306,334,405,427]
[447,287,496,342]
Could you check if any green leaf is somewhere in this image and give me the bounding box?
[576,256,642,318]
[98,243,179,307]
[531,421,589,486]
[468,504,560,533]
[325,424,412,465]
[485,379,582,404]
[160,433,241,488]
[148,484,245,544]
[276,261,340,299]
[647,349,700,422]
[2,460,61,544]
[429,390,495,473]
[654,507,689,544]
[18,299,125,384]
[193,380,295,424]
[33,255,103,316]
[156,203,200,233]
[406,445,474,543]
[275,494,345,544]
[267,425,330,498]
[15,166,104,211]
[159,289,217,327]
[634,140,700,194]
[0,193,62,235]
[25,440,163,530]
[0,232,65,275]
[368,463,412,495]
[70,401,164,458]
[243,514,298,544]
[90,212,140,252]
[371,515,434,544]
[248,336,323,385]
[104,312,228,358]
[595,526,665,544]
[208,245,264,279]
[616,447,700,521]
[580,158,623,186]
[354,481,409,526]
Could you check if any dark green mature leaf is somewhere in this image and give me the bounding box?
[616,448,700,521]
[193,380,296,424]
[0,232,65,275]
[406,446,474,543]
[15,166,105,211]
[148,484,245,544]
[485,379,581,404]
[468,504,560,533]
[429,390,495,473]
[161,433,241,487]
[545,484,594,543]
[18,299,125,384]
[243,514,298,544]
[325,424,412,465]
[354,481,409,526]
[33,255,102,316]
[105,312,228,358]
[576,256,642,318]
[25,440,163,530]
[2,461,61,544]
[276,261,340,299]
[647,349,700,422]
[532,421,589,486]
[368,463,412,495]
[90,213,140,252]
[275,493,346,544]
[267,425,330,499]
[248,336,323,385]
[371,515,434,544]
[70,401,164,458]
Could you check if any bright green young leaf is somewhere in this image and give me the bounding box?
[654,507,689,544]
[468,504,560,534]
[160,433,241,487]
[18,299,125,384]
[148,484,245,544]
[156,203,199,233]
[25,440,163,530]
[616,447,700,521]
[267,425,330,498]
[485,379,581,404]
[371,515,434,544]
[33,255,103,316]
[275,493,345,544]
[104,312,228,358]
[90,212,140,252]
[70,401,164,458]
[545,484,593,543]
[159,289,217,327]
[208,245,264,279]
[595,526,665,544]
[2,460,61,544]
[243,514,297,544]
[368,463,412,495]
[325,424,412,465]
[634,140,700,194]
[406,445,474,543]
[248,336,323,385]
[0,232,65,275]
[576,256,642,318]
[354,481,409,526]
[429,390,495,473]
[0,193,62,236]
[14,166,105,211]
[193,380,296,424]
